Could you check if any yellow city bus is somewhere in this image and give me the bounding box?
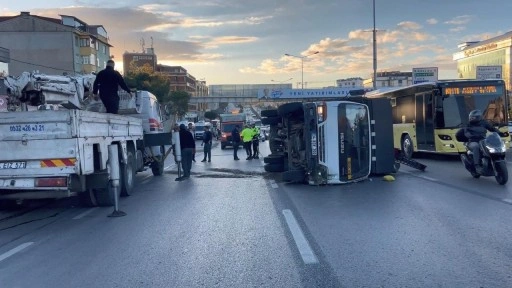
[365,79,510,158]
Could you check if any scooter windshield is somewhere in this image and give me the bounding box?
[484,132,503,148]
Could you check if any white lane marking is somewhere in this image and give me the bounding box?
[0,242,34,263]
[502,199,512,204]
[73,207,99,220]
[401,171,438,182]
[269,180,278,189]
[282,209,318,265]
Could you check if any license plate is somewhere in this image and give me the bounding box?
[0,162,27,169]
[311,134,318,156]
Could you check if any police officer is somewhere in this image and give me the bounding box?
[251,123,260,159]
[241,123,254,160]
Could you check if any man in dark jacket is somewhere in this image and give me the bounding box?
[231,125,241,160]
[92,60,132,114]
[201,124,213,162]
[176,124,196,181]
[464,109,499,172]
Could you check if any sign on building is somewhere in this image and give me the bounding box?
[412,67,438,84]
[476,66,502,80]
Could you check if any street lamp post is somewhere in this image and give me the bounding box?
[372,0,377,90]
[284,51,319,89]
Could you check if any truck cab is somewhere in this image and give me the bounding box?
[261,97,395,185]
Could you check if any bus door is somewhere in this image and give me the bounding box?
[415,92,435,151]
[338,102,371,182]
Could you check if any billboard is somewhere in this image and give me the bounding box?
[476,66,502,80]
[123,53,157,75]
[412,67,438,84]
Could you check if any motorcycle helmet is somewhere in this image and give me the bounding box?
[468,109,482,124]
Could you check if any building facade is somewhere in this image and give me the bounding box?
[123,48,157,75]
[0,12,111,76]
[156,64,197,95]
[363,71,413,89]
[336,77,364,88]
[0,46,9,76]
[453,31,512,91]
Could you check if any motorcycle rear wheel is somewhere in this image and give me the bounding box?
[494,161,508,185]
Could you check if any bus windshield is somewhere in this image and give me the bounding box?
[442,84,507,127]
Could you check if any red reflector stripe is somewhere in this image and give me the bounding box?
[35,177,67,187]
[40,159,76,168]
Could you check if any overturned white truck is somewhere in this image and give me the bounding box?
[259,88,396,185]
[0,72,171,206]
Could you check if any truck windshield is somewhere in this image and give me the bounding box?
[442,94,507,127]
[222,123,240,132]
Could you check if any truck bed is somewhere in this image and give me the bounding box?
[0,110,143,184]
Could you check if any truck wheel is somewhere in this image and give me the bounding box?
[262,116,281,126]
[94,182,115,207]
[151,146,165,176]
[151,160,164,176]
[264,154,284,164]
[401,134,414,159]
[264,163,284,172]
[120,150,135,197]
[282,169,306,183]
[278,102,303,116]
[79,189,98,207]
[261,109,278,117]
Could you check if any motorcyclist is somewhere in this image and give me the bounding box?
[463,109,499,173]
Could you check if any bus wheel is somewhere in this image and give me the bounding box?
[401,134,413,159]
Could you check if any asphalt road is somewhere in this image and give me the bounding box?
[0,141,511,287]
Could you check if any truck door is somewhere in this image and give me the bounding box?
[338,102,371,182]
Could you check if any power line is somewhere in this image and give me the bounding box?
[8,57,77,73]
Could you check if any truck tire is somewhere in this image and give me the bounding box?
[94,182,116,207]
[151,146,165,176]
[278,102,303,117]
[282,169,306,183]
[264,163,285,172]
[401,134,414,159]
[79,188,98,207]
[261,109,278,117]
[262,116,281,126]
[120,150,135,197]
[264,154,285,164]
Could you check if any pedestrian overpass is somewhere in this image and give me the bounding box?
[189,95,260,105]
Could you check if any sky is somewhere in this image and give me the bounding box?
[1,0,512,87]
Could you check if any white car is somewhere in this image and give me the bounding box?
[508,121,512,133]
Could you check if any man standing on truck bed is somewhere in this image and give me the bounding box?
[92,60,132,114]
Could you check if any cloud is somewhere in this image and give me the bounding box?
[445,15,472,25]
[426,18,438,25]
[397,21,422,30]
[205,36,259,48]
[450,26,466,33]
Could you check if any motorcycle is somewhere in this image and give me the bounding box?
[459,132,508,185]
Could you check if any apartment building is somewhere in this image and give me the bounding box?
[0,12,111,76]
